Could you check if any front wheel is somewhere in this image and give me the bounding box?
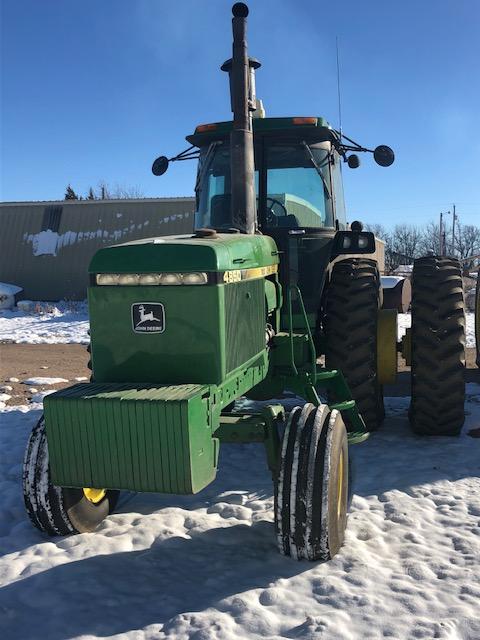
[23,416,119,535]
[275,403,348,561]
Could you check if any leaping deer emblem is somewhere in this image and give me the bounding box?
[136,304,161,326]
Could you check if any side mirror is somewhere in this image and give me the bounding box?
[373,145,395,167]
[152,156,169,176]
[347,154,360,169]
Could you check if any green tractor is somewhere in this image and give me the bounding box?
[23,3,465,561]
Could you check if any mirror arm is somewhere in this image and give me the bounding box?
[332,129,373,159]
[169,145,200,163]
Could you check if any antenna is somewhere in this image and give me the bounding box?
[336,36,342,137]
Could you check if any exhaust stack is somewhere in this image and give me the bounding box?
[224,3,257,234]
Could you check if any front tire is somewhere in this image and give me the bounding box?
[410,256,465,436]
[275,403,348,561]
[23,416,119,535]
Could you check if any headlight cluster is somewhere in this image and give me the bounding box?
[96,272,208,286]
[341,234,370,250]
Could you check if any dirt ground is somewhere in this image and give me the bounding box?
[0,343,478,407]
[0,344,90,406]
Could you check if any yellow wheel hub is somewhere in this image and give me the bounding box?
[337,450,344,520]
[377,308,398,384]
[83,487,107,504]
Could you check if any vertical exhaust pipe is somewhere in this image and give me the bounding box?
[225,3,256,234]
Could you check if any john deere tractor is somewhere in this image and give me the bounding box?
[23,3,465,561]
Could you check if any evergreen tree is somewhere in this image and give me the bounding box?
[65,184,79,200]
[87,187,96,200]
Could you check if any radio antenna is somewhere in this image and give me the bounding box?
[336,36,343,137]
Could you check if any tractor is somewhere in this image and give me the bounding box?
[23,3,466,561]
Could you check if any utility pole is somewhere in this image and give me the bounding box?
[439,211,443,256]
[451,203,457,256]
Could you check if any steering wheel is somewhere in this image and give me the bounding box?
[265,197,288,226]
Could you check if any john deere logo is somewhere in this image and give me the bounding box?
[132,303,165,333]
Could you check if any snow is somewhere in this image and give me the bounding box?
[393,264,413,275]
[22,216,191,257]
[31,229,60,256]
[0,301,89,344]
[1,389,480,639]
[380,275,404,289]
[22,377,69,386]
[30,390,56,403]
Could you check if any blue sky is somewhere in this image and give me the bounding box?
[1,0,479,229]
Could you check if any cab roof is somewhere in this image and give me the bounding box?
[186,116,335,147]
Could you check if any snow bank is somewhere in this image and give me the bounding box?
[1,391,480,639]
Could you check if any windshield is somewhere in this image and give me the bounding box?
[194,141,334,230]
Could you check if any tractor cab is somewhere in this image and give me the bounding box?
[185,117,350,328]
[187,117,346,234]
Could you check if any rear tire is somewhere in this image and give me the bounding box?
[410,256,465,436]
[23,415,119,535]
[323,258,384,431]
[275,403,348,561]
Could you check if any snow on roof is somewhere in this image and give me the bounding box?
[381,276,404,289]
[393,264,413,274]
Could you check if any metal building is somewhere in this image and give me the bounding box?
[0,198,195,300]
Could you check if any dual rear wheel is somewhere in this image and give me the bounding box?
[323,256,466,437]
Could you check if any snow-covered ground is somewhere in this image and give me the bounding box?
[1,390,480,639]
[0,304,477,348]
[0,301,89,344]
[1,302,479,638]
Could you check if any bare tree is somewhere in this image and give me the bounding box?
[418,221,441,256]
[391,224,422,262]
[84,182,145,200]
[365,222,388,240]
[454,223,480,266]
[365,223,396,271]
[97,181,144,199]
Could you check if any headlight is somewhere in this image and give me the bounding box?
[160,273,183,285]
[117,274,140,285]
[95,272,208,285]
[96,274,120,285]
[138,273,162,285]
[358,236,369,249]
[182,272,208,285]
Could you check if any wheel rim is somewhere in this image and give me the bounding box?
[83,487,107,504]
[337,450,344,520]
